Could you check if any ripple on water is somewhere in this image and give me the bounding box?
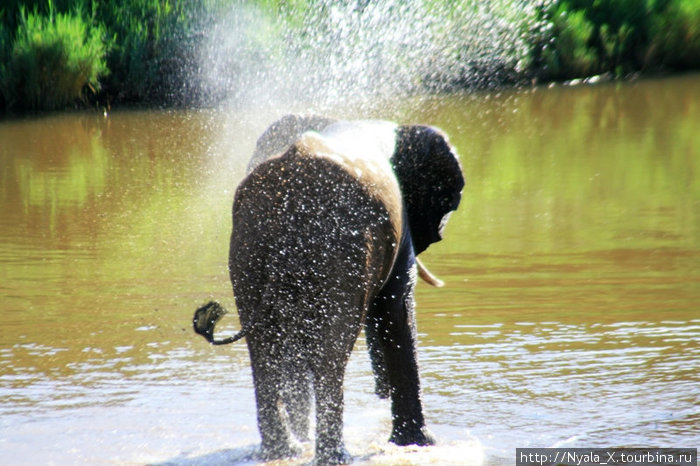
[417,319,700,455]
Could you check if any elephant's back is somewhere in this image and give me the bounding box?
[230,140,400,329]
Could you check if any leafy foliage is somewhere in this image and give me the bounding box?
[0,3,108,111]
[93,0,213,105]
[1,0,700,111]
[532,0,700,80]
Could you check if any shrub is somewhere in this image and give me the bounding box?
[539,5,598,79]
[533,0,700,80]
[0,19,10,110]
[3,0,700,111]
[648,0,700,69]
[0,4,108,111]
[94,0,213,105]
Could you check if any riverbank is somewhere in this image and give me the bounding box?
[2,0,700,113]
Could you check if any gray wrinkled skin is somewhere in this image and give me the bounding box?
[227,115,465,464]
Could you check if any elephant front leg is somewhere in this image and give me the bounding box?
[367,247,435,446]
[365,318,391,399]
[378,306,435,447]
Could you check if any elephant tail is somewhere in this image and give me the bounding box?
[193,301,247,345]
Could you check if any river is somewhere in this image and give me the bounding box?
[1,74,698,464]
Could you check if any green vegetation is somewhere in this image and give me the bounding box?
[0,0,218,111]
[0,1,107,111]
[1,0,700,112]
[93,0,214,105]
[532,0,700,80]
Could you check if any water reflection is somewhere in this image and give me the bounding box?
[1,75,699,464]
[420,319,699,454]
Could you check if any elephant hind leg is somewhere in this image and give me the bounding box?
[248,344,301,460]
[254,384,300,460]
[282,366,312,442]
[312,365,352,465]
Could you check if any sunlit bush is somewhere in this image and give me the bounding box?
[533,0,700,80]
[0,5,108,111]
[93,0,210,105]
[648,0,700,69]
[538,5,598,79]
[2,0,700,111]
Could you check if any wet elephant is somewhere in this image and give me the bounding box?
[193,114,465,464]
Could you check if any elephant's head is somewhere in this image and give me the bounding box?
[392,125,465,255]
[248,115,465,257]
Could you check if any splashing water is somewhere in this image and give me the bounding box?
[187,2,542,463]
[198,0,542,112]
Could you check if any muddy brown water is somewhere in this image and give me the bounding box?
[1,74,699,464]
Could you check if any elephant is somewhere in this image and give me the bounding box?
[193,114,465,464]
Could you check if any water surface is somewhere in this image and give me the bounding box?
[1,74,699,464]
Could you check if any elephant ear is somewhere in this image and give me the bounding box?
[392,125,465,255]
[247,114,336,174]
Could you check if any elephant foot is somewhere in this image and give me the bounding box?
[389,424,436,447]
[259,440,303,461]
[315,444,352,465]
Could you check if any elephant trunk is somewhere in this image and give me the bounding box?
[193,301,246,345]
[415,257,445,288]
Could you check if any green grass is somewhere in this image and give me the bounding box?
[1,0,700,112]
[532,0,700,80]
[0,2,108,111]
[0,0,211,111]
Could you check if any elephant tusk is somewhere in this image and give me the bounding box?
[415,257,445,288]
